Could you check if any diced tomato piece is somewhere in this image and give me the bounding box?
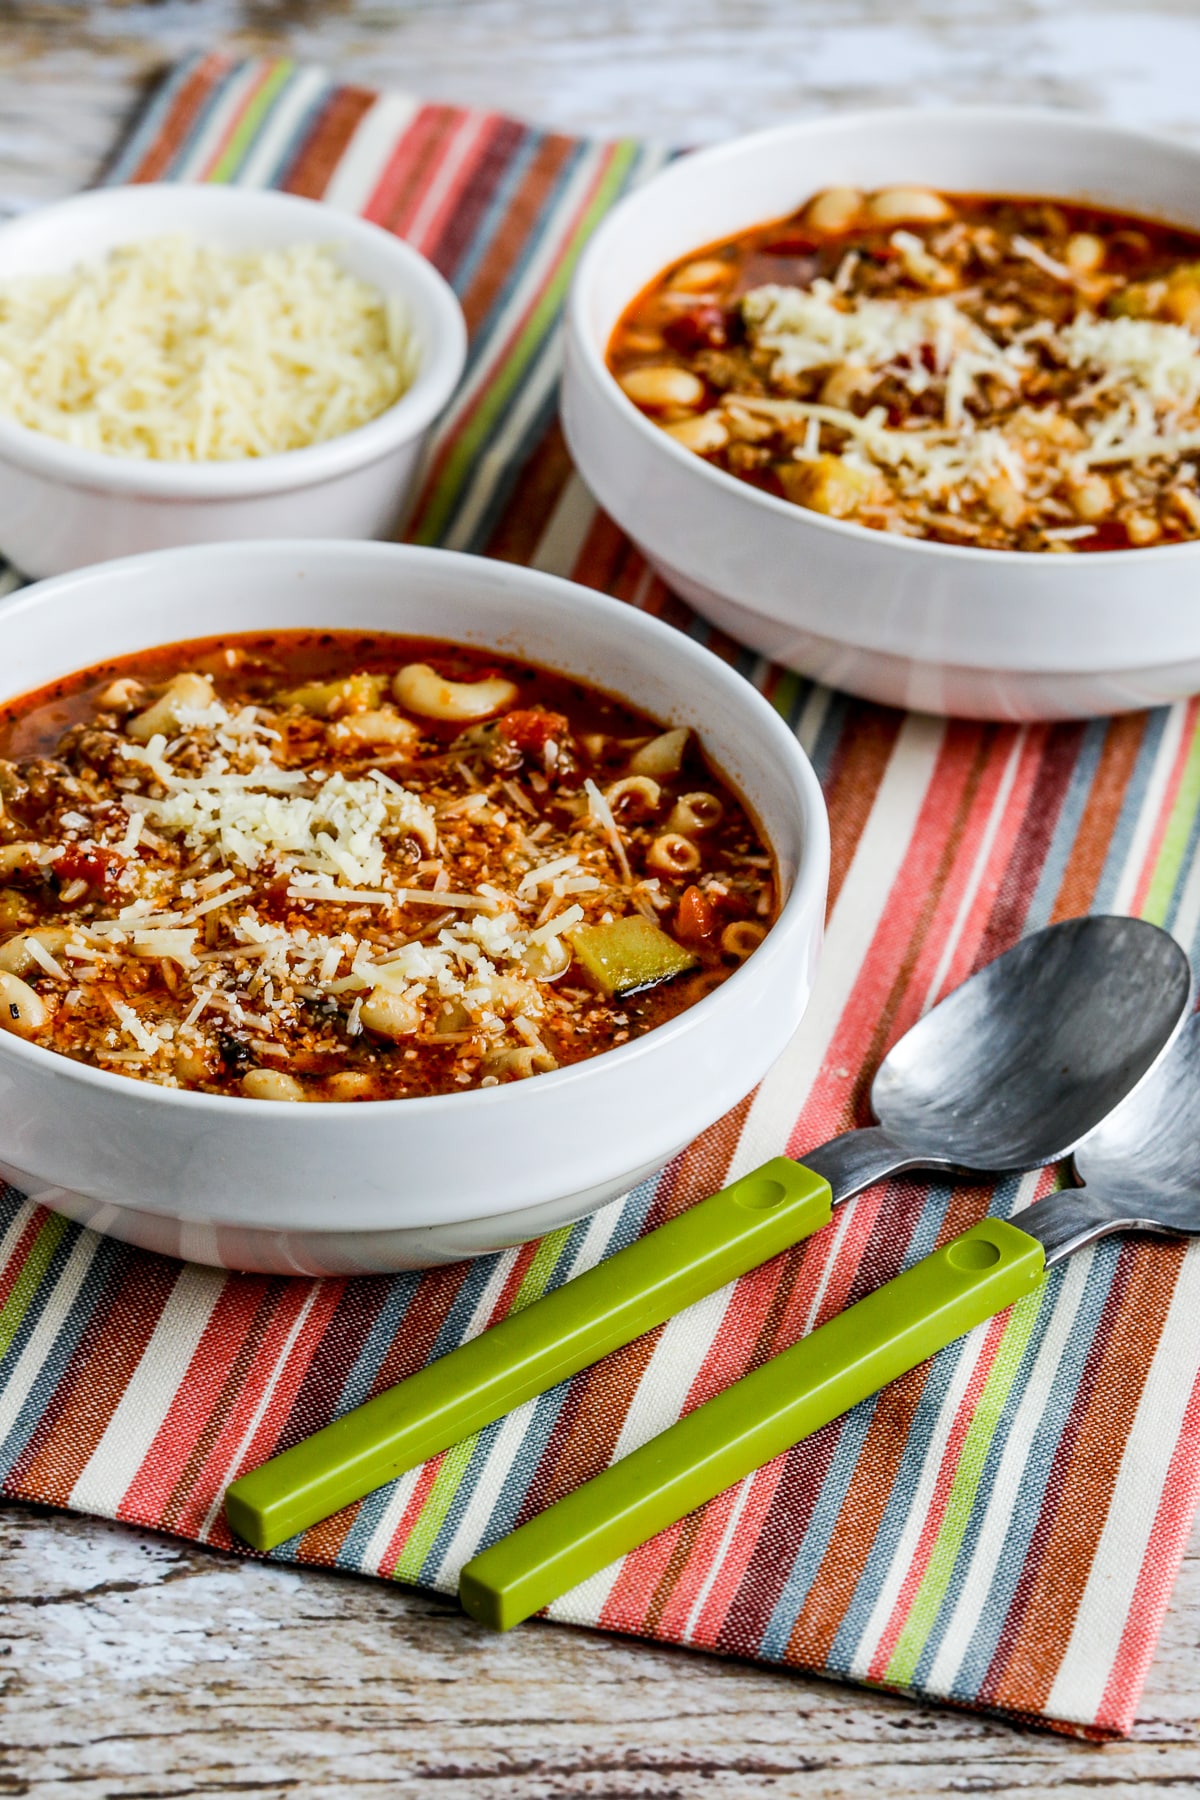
[54,846,117,893]
[663,303,730,355]
[759,233,820,257]
[1089,520,1134,552]
[498,709,572,758]
[675,884,720,945]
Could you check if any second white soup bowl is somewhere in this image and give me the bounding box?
[0,541,829,1274]
[563,108,1200,720]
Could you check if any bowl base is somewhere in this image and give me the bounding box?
[4,1149,685,1275]
[652,555,1200,722]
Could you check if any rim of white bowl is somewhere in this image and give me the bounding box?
[0,186,469,497]
[0,538,830,1114]
[568,104,1200,570]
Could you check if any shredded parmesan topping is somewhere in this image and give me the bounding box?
[743,280,1024,402]
[733,271,1200,530]
[126,755,437,889]
[1058,314,1200,411]
[740,281,1200,476]
[0,236,416,461]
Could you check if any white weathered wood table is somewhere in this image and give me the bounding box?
[0,5,1197,1793]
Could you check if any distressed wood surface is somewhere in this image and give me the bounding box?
[0,4,1198,1793]
[5,1,1200,207]
[2,1503,1197,1798]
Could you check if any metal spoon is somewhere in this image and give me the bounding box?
[1036,1002,1200,1257]
[226,915,1189,1554]
[458,936,1199,1632]
[804,912,1191,1196]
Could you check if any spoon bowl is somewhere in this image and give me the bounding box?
[869,915,1192,1173]
[1075,1006,1200,1210]
[1017,1005,1200,1258]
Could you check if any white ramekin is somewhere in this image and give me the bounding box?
[0,541,829,1274]
[0,186,467,577]
[563,108,1200,721]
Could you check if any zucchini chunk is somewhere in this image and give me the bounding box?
[568,915,699,997]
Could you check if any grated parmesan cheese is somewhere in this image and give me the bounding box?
[123,744,437,891]
[584,779,633,885]
[1059,313,1200,410]
[25,937,69,981]
[131,928,200,968]
[742,280,1025,397]
[732,274,1200,520]
[0,235,417,461]
[528,903,585,945]
[517,853,581,895]
[110,998,161,1056]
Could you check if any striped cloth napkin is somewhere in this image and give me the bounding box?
[2,51,1198,1737]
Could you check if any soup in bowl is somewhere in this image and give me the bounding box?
[1,632,777,1102]
[609,187,1200,555]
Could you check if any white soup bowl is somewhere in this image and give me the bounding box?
[564,108,1200,720]
[0,541,829,1273]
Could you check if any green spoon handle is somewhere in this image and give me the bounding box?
[225,1157,832,1552]
[458,1218,1047,1631]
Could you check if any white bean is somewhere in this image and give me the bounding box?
[0,928,71,978]
[618,366,705,410]
[0,970,48,1037]
[1068,473,1114,523]
[242,1069,306,1101]
[866,186,951,225]
[1065,232,1105,274]
[805,187,864,234]
[620,329,665,354]
[359,988,421,1039]
[667,258,733,294]
[0,843,42,878]
[662,411,729,454]
[325,1071,375,1100]
[175,1041,214,1085]
[393,663,518,723]
[983,475,1026,530]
